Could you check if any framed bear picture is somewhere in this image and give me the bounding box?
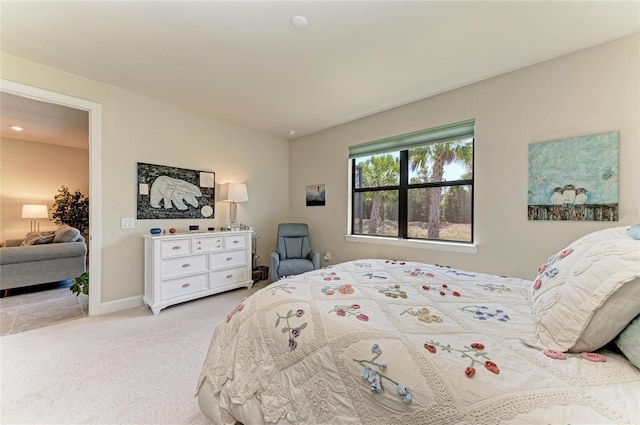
[136,162,215,219]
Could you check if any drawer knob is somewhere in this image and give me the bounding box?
[182,263,190,268]
[182,283,191,288]
[217,245,222,248]
[226,274,233,279]
[172,246,181,250]
[226,257,232,261]
[196,247,201,250]
[233,240,239,244]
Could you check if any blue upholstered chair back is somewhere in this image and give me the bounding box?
[276,223,311,260]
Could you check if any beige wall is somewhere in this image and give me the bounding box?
[0,138,89,241]
[1,53,290,305]
[290,35,640,279]
[1,34,638,309]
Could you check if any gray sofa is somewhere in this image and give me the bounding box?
[0,226,87,294]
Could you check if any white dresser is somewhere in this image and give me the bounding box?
[143,230,253,314]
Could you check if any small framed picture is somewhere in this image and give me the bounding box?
[306,184,325,207]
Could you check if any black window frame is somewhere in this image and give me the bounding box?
[349,122,475,244]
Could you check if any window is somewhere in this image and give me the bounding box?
[349,119,474,243]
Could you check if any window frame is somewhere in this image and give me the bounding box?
[348,120,475,246]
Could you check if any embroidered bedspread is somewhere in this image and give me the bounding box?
[196,259,640,424]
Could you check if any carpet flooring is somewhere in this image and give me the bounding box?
[0,279,270,425]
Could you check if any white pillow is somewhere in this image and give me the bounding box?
[528,226,640,353]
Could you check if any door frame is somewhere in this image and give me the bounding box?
[1,79,103,315]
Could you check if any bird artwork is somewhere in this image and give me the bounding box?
[527,131,618,221]
[549,184,588,206]
[574,188,588,205]
[550,187,563,205]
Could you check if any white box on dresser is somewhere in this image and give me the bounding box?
[143,230,253,314]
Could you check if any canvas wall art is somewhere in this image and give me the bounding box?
[527,131,619,221]
[137,162,215,219]
[306,184,326,206]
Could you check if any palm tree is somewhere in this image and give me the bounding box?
[359,154,399,234]
[410,139,473,238]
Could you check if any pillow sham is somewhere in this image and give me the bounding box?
[615,314,640,369]
[528,226,640,353]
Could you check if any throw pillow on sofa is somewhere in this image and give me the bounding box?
[20,232,55,246]
[52,225,81,243]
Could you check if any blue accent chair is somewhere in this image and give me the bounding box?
[270,223,320,282]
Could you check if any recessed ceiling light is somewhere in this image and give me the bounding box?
[291,16,308,29]
[288,130,296,136]
[10,126,24,131]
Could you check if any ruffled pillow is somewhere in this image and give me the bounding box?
[528,226,640,353]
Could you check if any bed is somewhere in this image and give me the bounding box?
[196,226,640,424]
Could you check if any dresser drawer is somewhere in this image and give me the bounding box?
[161,254,208,279]
[161,239,191,258]
[161,273,208,300]
[192,236,224,253]
[209,249,246,270]
[210,266,248,287]
[224,235,246,250]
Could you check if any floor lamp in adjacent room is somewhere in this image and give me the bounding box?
[22,204,49,233]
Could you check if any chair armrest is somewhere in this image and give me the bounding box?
[308,250,320,270]
[270,252,281,282]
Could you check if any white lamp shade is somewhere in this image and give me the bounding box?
[219,183,248,203]
[22,204,49,219]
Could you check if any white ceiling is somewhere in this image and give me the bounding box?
[1,1,638,143]
[0,92,89,149]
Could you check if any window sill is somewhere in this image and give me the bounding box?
[344,234,477,254]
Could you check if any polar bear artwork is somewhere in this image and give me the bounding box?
[149,175,202,210]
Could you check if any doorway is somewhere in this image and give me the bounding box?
[0,80,102,329]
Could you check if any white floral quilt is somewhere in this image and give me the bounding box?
[196,259,640,424]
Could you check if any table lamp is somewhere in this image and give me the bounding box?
[218,183,248,228]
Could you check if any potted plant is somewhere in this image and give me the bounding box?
[70,272,89,296]
[51,186,90,296]
[51,185,89,238]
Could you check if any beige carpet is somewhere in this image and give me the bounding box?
[0,280,269,425]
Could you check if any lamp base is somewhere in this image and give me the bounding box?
[229,202,238,224]
[30,220,40,233]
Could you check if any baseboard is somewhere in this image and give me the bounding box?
[98,295,144,315]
